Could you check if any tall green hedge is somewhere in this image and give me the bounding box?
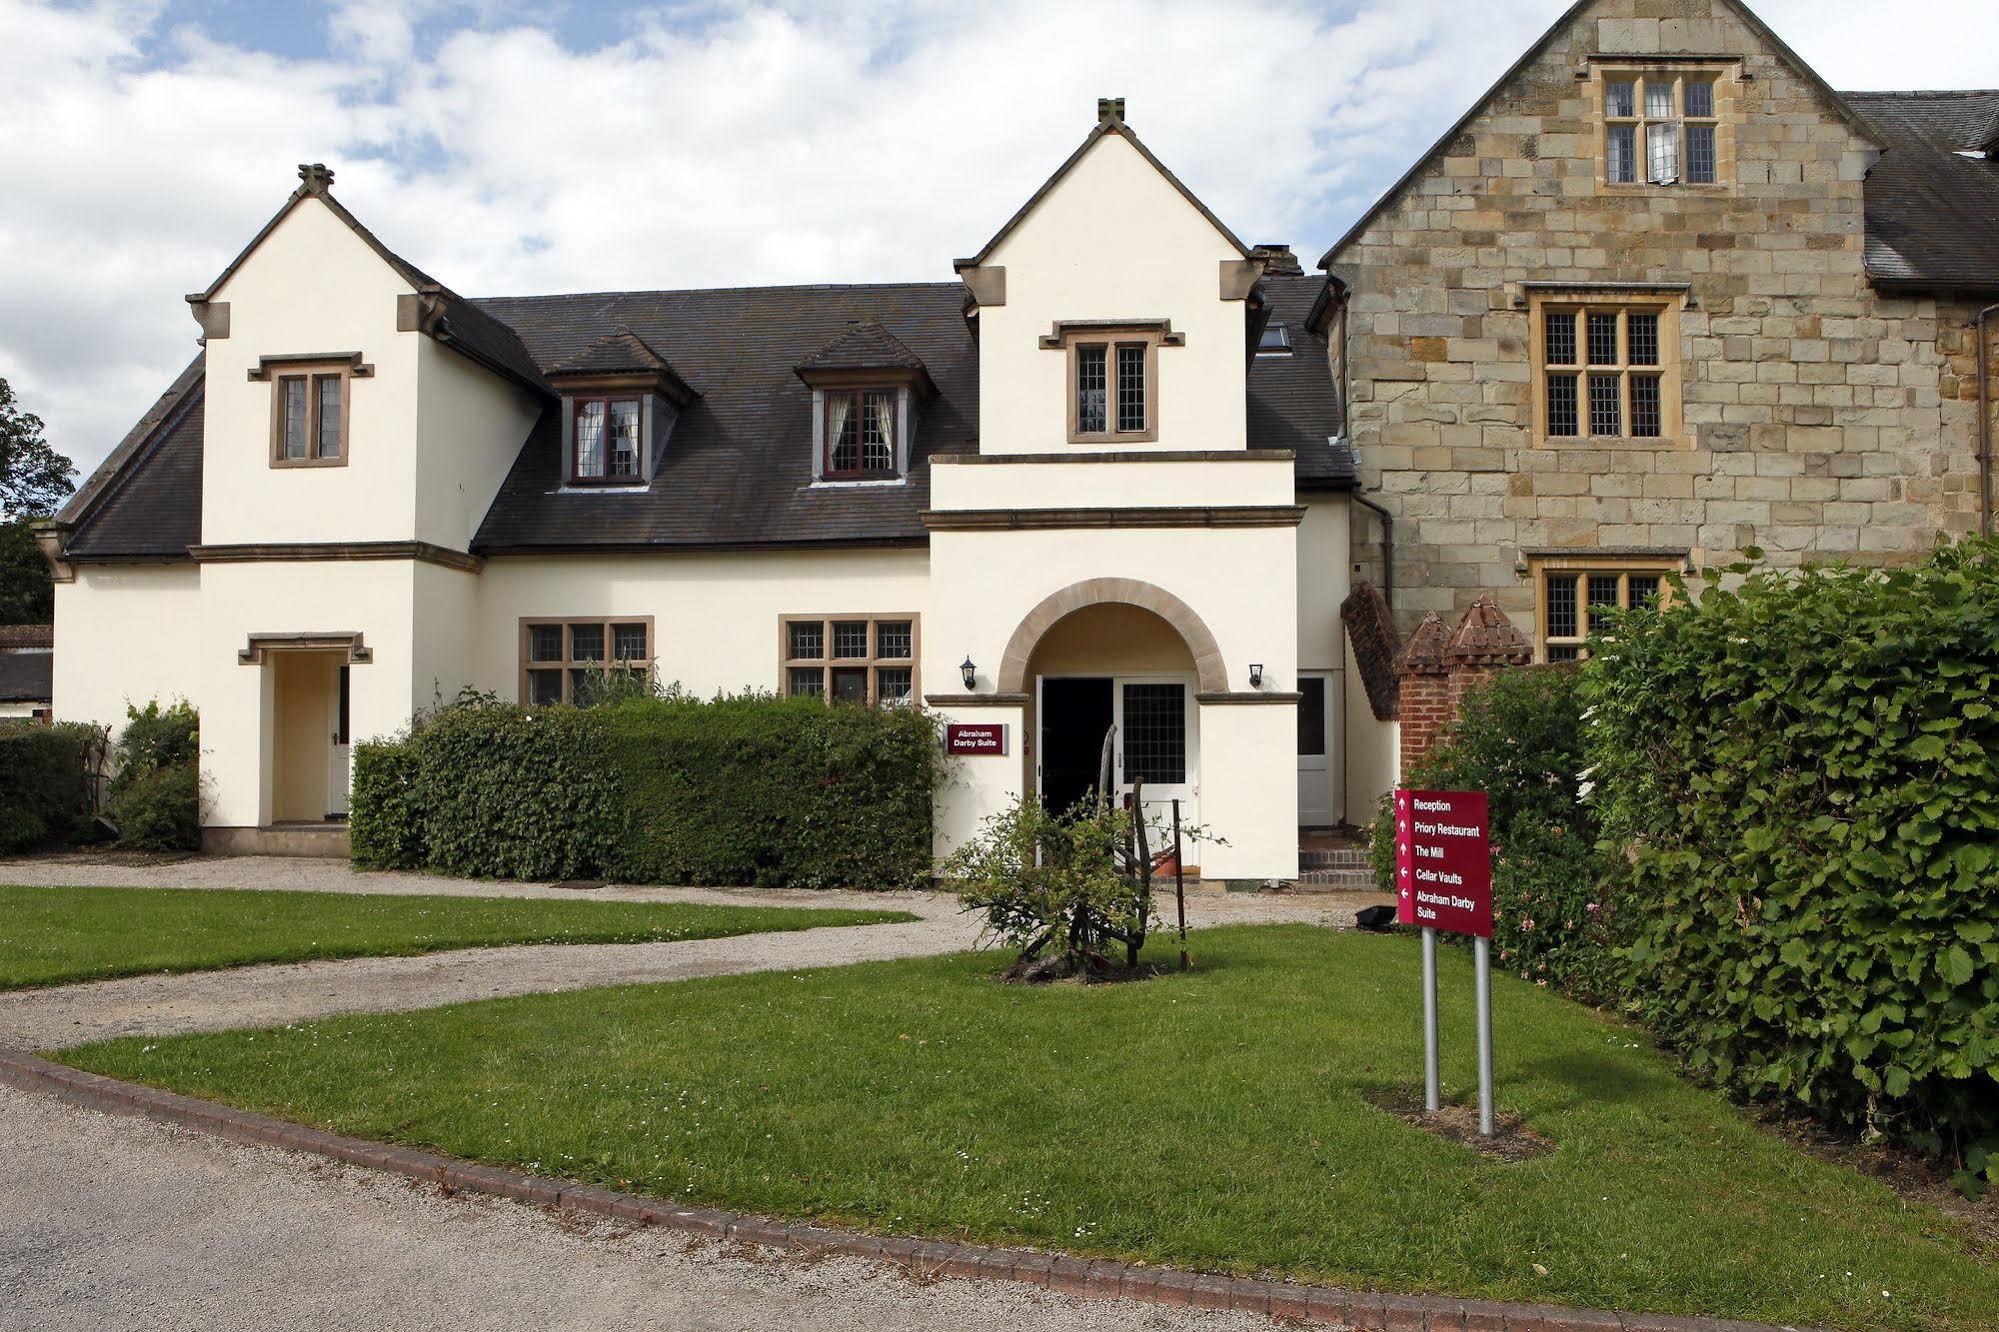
[1584,540,1999,1182]
[351,694,939,889]
[0,721,100,853]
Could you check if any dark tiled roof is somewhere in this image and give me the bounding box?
[1844,91,1999,152]
[1844,90,1999,292]
[550,327,677,376]
[0,651,52,703]
[71,270,1347,560]
[62,358,204,561]
[797,319,926,372]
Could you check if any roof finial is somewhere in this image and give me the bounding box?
[298,163,335,194]
[1096,97,1125,127]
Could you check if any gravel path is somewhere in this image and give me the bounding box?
[0,853,1388,1051]
[0,1081,1271,1332]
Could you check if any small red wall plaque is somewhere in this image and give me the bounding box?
[946,722,1008,756]
[1392,788,1494,938]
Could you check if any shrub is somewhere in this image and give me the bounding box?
[349,692,939,889]
[106,700,200,851]
[1368,665,1626,1003]
[1584,540,1999,1191]
[110,762,201,851]
[946,794,1158,976]
[0,721,100,852]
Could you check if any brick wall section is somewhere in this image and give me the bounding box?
[1340,580,1402,719]
[1396,596,1533,775]
[1329,0,1984,636]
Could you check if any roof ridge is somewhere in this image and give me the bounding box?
[473,280,963,304]
[1842,88,1999,99]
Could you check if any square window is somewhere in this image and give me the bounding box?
[1644,79,1675,119]
[787,620,824,661]
[1684,80,1714,118]
[830,667,868,702]
[527,669,562,705]
[788,667,825,697]
[1586,574,1621,610]
[876,666,914,705]
[1121,682,1187,785]
[1606,80,1635,117]
[831,621,869,659]
[612,622,647,661]
[1628,575,1662,605]
[529,625,563,662]
[569,623,604,661]
[875,620,912,659]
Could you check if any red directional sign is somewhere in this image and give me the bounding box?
[1393,788,1494,938]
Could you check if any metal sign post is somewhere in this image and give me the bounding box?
[1395,788,1497,1134]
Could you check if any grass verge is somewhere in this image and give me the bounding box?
[0,884,915,989]
[61,925,1997,1331]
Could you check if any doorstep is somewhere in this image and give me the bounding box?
[201,823,350,859]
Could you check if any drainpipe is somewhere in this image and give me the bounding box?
[1978,303,1998,538]
[1351,488,1395,608]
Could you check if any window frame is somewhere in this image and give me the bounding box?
[518,616,655,704]
[820,387,901,481]
[1063,328,1164,444]
[567,394,646,486]
[778,614,919,706]
[1595,64,1730,190]
[1529,556,1679,662]
[266,359,354,468]
[1529,292,1684,446]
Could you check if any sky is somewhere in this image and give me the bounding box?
[2,0,1995,479]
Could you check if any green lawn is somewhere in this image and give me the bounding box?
[61,926,1996,1331]
[0,884,914,990]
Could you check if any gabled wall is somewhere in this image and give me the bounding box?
[978,131,1249,454]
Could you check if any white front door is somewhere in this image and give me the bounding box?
[327,665,351,818]
[1297,671,1333,827]
[1112,674,1198,856]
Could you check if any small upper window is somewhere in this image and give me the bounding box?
[262,358,359,468]
[1073,339,1155,441]
[823,389,898,480]
[1602,70,1722,186]
[1257,322,1293,356]
[570,396,643,484]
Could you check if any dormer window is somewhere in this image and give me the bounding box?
[824,389,898,480]
[572,396,643,483]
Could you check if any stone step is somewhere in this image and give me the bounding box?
[1299,848,1371,869]
[1293,869,1380,893]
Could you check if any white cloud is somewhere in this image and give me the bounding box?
[0,0,1992,477]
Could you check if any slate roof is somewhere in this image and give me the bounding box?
[61,273,1347,561]
[549,327,678,377]
[1844,91,1999,292]
[0,651,53,704]
[797,319,927,373]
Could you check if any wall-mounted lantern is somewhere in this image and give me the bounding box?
[1249,663,1265,689]
[960,656,978,690]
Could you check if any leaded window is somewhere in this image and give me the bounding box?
[780,615,918,706]
[571,396,644,483]
[1539,303,1671,441]
[1538,566,1672,661]
[269,363,350,467]
[1601,69,1723,185]
[824,388,898,480]
[1069,332,1159,442]
[1121,683,1187,785]
[521,618,654,703]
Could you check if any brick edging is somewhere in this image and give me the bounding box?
[0,1047,1800,1332]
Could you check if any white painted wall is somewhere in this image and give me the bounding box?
[1296,496,1351,824]
[977,132,1249,455]
[200,197,423,547]
[52,565,203,727]
[930,455,1291,511]
[413,336,542,552]
[1344,634,1400,827]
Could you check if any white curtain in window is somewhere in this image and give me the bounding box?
[826,392,853,469]
[1644,79,1675,119]
[575,400,605,477]
[1646,122,1679,183]
[1607,125,1635,183]
[868,391,895,471]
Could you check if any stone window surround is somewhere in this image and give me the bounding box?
[518,616,655,704]
[1039,321,1185,445]
[251,353,371,469]
[1586,57,1740,194]
[1525,552,1683,662]
[778,613,920,705]
[1527,288,1686,447]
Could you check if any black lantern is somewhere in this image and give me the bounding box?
[960,656,977,690]
[1249,663,1264,689]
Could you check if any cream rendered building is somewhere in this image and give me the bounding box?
[42,102,1394,882]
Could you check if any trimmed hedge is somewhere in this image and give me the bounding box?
[0,721,100,853]
[1584,540,1999,1187]
[107,700,201,850]
[352,693,939,889]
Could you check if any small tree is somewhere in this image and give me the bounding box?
[0,376,77,625]
[948,791,1177,979]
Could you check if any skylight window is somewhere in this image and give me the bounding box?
[1257,323,1293,356]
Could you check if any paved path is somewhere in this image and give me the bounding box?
[0,1081,1267,1332]
[0,854,1387,1051]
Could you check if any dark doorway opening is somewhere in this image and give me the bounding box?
[1040,677,1113,817]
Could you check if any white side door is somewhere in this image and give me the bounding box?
[1297,671,1333,827]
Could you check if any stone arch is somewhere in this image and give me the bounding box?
[997,577,1229,695]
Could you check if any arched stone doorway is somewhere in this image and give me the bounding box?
[997,577,1228,695]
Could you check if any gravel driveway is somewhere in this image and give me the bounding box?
[0,854,1387,1051]
[0,1082,1271,1332]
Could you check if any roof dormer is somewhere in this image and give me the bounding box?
[546,328,694,488]
[795,320,935,484]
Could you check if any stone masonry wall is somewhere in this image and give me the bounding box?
[1330,0,1986,635]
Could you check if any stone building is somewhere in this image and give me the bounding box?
[1320,0,1999,656]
